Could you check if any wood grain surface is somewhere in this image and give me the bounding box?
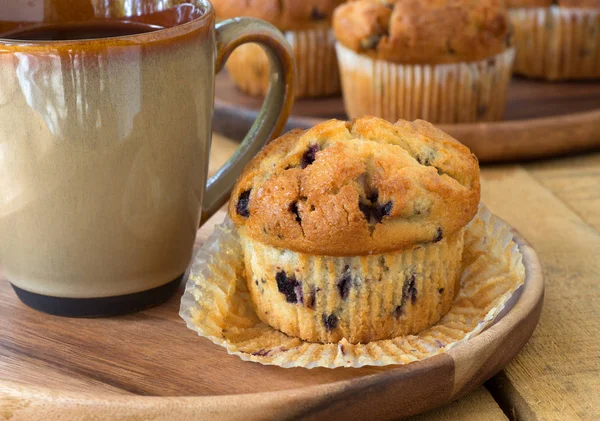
[0,383,510,421]
[213,73,600,162]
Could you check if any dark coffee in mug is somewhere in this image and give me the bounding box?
[2,21,162,41]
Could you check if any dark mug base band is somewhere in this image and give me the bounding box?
[11,275,183,317]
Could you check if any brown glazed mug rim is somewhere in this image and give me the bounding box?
[0,0,214,50]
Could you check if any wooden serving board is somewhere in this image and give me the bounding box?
[0,211,543,421]
[213,73,600,162]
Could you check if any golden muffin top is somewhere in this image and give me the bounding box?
[333,0,511,64]
[229,116,480,256]
[211,0,347,31]
[506,0,600,8]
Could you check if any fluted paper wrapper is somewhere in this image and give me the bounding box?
[226,27,340,98]
[239,228,464,344]
[336,44,515,124]
[180,205,525,368]
[510,7,600,80]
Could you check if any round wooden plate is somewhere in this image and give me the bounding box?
[213,72,600,162]
[0,216,543,421]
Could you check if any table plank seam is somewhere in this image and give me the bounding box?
[486,372,537,421]
[526,169,600,237]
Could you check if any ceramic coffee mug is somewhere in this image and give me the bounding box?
[0,0,295,317]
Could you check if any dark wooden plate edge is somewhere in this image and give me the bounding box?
[213,98,600,163]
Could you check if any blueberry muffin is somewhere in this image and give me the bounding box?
[212,0,346,98]
[229,116,480,344]
[507,0,600,80]
[333,0,515,123]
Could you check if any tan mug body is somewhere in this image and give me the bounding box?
[0,0,295,316]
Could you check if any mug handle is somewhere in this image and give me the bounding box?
[200,18,296,224]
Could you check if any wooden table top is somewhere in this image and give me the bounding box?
[209,134,600,421]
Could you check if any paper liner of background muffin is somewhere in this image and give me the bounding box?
[336,44,515,124]
[180,205,525,368]
[226,27,341,98]
[509,7,600,80]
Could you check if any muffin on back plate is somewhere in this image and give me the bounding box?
[229,116,480,344]
[212,0,346,98]
[507,0,600,80]
[332,0,515,124]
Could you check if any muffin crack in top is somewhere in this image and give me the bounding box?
[229,117,480,256]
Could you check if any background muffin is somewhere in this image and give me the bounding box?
[213,0,346,98]
[333,0,515,123]
[229,116,480,344]
[507,0,600,80]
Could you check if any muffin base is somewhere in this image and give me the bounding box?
[226,27,341,98]
[510,7,600,80]
[240,228,464,344]
[180,205,526,368]
[336,44,515,124]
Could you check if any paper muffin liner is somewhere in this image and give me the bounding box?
[336,44,515,124]
[510,7,600,80]
[238,227,464,344]
[180,205,525,368]
[226,26,340,98]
